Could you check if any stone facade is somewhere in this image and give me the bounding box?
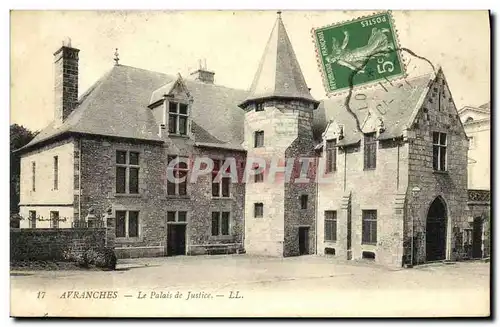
[317,70,469,267]
[404,71,469,264]
[73,136,246,258]
[243,100,317,257]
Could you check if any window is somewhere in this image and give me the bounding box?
[362,210,377,244]
[212,159,230,198]
[167,155,188,196]
[324,211,337,241]
[31,162,36,192]
[167,211,187,223]
[432,132,447,171]
[211,211,230,236]
[50,211,59,229]
[364,133,377,170]
[116,210,139,238]
[168,101,188,135]
[300,194,308,209]
[116,151,140,194]
[29,210,36,229]
[256,102,264,112]
[254,203,263,218]
[465,116,474,123]
[325,139,337,173]
[53,156,59,190]
[254,170,264,183]
[254,131,264,148]
[468,136,475,149]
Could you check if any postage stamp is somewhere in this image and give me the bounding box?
[313,11,405,94]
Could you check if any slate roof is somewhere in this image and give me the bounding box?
[21,63,439,154]
[22,64,248,151]
[239,14,318,108]
[320,73,434,146]
[479,102,490,110]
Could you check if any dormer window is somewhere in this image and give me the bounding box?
[256,102,264,112]
[168,101,189,135]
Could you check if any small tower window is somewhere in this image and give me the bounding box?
[300,194,308,209]
[254,131,264,148]
[254,203,263,218]
[256,102,264,112]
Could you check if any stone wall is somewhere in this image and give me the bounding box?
[243,100,316,256]
[405,70,469,264]
[77,136,246,258]
[10,228,106,262]
[316,137,409,267]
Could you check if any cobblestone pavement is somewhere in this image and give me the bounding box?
[10,255,490,317]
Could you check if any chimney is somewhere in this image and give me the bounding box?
[54,37,79,124]
[190,59,215,84]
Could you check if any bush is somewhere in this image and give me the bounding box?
[93,247,117,270]
[62,246,116,270]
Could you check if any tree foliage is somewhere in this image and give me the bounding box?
[10,124,37,216]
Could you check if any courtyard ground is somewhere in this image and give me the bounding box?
[10,254,490,317]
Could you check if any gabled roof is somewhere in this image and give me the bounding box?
[458,104,491,116]
[320,73,434,146]
[21,64,248,152]
[239,13,318,108]
[479,102,490,110]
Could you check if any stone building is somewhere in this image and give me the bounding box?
[316,69,469,266]
[16,13,471,265]
[458,103,491,259]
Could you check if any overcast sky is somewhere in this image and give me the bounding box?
[10,10,490,132]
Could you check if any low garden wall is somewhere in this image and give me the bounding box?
[10,228,106,262]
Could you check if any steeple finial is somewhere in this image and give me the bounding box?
[114,48,120,65]
[277,10,282,17]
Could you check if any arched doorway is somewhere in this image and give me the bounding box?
[426,197,447,262]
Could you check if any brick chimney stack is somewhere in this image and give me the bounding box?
[54,37,79,125]
[190,59,215,84]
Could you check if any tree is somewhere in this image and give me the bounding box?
[10,124,37,217]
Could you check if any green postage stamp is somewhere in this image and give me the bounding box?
[313,11,405,94]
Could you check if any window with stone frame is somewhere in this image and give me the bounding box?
[325,139,337,173]
[255,102,264,112]
[167,211,187,223]
[324,210,337,242]
[432,132,447,171]
[50,211,59,229]
[31,161,36,192]
[168,101,189,135]
[53,156,59,190]
[211,211,230,236]
[254,203,263,218]
[212,159,231,198]
[364,133,377,170]
[362,210,377,244]
[254,131,264,148]
[29,210,36,229]
[116,210,140,238]
[167,155,188,196]
[116,150,140,194]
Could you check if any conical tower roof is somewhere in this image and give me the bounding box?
[239,12,319,108]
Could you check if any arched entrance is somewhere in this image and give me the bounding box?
[426,197,447,262]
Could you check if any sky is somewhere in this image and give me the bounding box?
[10,10,490,132]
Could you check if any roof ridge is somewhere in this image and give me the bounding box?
[118,63,248,93]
